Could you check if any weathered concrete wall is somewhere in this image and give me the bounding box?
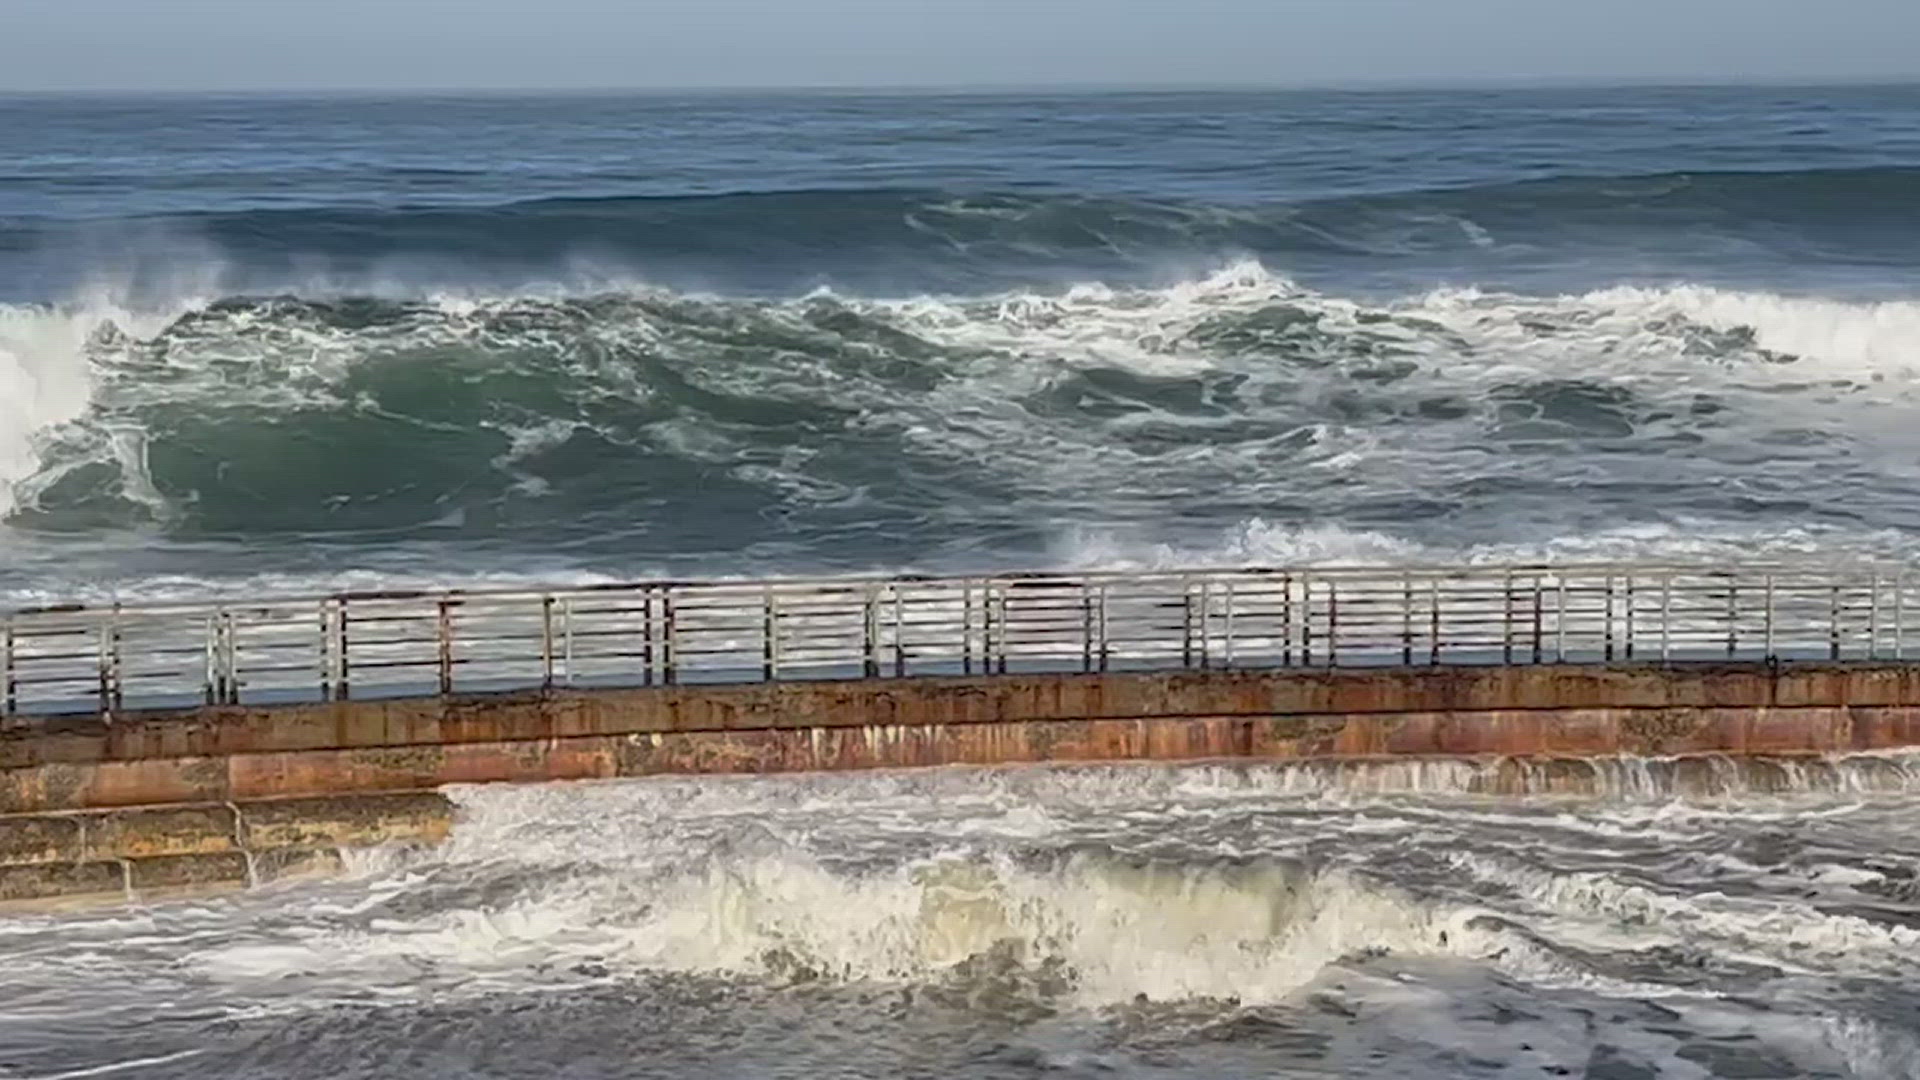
[0,792,452,904]
[9,662,1920,903]
[7,664,1920,813]
[8,704,1919,815]
[14,663,1920,770]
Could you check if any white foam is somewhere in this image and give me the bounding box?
[0,305,104,517]
[10,262,1920,600]
[484,417,587,497]
[1586,284,1920,375]
[2,761,1916,1080]
[11,1048,207,1080]
[1049,516,1920,572]
[1451,849,1920,976]
[183,842,1465,1008]
[174,760,1920,1007]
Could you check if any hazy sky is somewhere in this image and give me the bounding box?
[5,0,1919,92]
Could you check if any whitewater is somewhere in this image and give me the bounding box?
[7,84,1920,1078]
[5,264,1920,606]
[7,764,1920,1078]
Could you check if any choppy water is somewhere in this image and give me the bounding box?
[5,86,1920,601]
[8,86,1920,1078]
[7,764,1920,1079]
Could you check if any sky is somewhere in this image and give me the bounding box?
[4,0,1919,93]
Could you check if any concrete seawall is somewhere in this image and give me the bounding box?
[11,664,1920,809]
[9,662,1920,903]
[0,792,451,904]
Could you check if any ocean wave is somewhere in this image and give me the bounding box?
[11,764,1920,1077]
[9,165,1919,304]
[2,763,1919,1077]
[3,262,1920,583]
[123,163,1920,239]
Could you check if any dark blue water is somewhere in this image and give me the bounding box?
[9,86,1920,301]
[3,85,1920,601]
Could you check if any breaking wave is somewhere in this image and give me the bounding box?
[3,260,1920,592]
[10,762,1920,1076]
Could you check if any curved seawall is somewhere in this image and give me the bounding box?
[12,562,1920,903]
[11,661,1920,903]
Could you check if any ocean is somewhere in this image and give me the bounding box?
[4,84,1920,1077]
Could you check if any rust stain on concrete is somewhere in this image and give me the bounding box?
[85,805,239,860]
[238,792,453,851]
[0,814,83,865]
[127,852,252,895]
[0,861,125,903]
[12,700,1920,811]
[5,665,1920,819]
[0,793,458,906]
[17,663,1920,771]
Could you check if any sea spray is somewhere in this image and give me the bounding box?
[0,304,99,517]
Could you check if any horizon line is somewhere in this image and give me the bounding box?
[5,73,1919,98]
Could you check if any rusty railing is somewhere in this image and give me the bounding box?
[1,563,1913,716]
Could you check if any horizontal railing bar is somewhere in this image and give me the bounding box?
[10,561,1920,716]
[8,559,1914,619]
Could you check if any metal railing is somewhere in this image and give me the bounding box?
[3,563,1917,717]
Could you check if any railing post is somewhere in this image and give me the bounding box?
[1218,580,1230,671]
[893,585,906,678]
[994,582,1009,675]
[2,619,14,717]
[1429,576,1441,666]
[112,605,124,712]
[541,596,556,689]
[332,600,349,701]
[1830,582,1842,661]
[1502,570,1515,665]
[1556,576,1568,663]
[1604,575,1615,662]
[1660,573,1672,663]
[1869,574,1882,661]
[1082,580,1095,674]
[662,589,677,685]
[863,585,880,678]
[1763,575,1775,661]
[1726,578,1738,660]
[1624,575,1636,662]
[1098,582,1113,672]
[1400,573,1413,667]
[1531,574,1544,664]
[437,599,455,695]
[223,609,240,705]
[1198,579,1212,670]
[1326,577,1338,667]
[1898,575,1907,661]
[641,589,656,686]
[97,604,122,716]
[961,582,973,676]
[204,614,218,706]
[1282,573,1295,667]
[1301,573,1314,667]
[762,587,778,681]
[562,598,575,687]
[318,600,332,701]
[1182,578,1195,669]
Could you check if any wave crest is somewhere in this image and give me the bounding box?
[3,263,1920,584]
